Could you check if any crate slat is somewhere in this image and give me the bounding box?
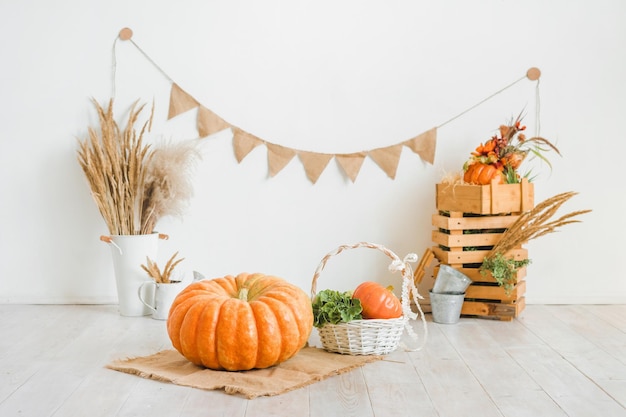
[456,266,527,284]
[460,297,526,321]
[432,230,505,247]
[436,178,534,215]
[433,265,527,285]
[432,246,528,265]
[465,280,526,303]
[432,213,520,231]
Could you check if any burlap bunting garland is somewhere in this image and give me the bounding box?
[168,83,436,183]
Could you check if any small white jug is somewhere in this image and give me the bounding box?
[138,280,185,320]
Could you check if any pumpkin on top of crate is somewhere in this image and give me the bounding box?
[462,113,560,185]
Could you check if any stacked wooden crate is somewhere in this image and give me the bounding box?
[431,178,533,320]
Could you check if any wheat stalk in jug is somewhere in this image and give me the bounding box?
[77,99,200,235]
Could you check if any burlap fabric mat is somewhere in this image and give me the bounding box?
[107,347,382,399]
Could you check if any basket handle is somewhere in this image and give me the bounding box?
[310,241,428,351]
[311,242,411,298]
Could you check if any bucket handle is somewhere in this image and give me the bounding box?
[100,233,169,255]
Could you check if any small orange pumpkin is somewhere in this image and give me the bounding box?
[352,281,402,319]
[167,273,313,371]
[463,163,505,185]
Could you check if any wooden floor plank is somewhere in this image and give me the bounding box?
[438,319,568,417]
[51,368,139,417]
[245,386,309,417]
[115,378,192,417]
[408,321,504,417]
[0,305,103,417]
[437,320,541,393]
[179,388,248,417]
[308,367,374,417]
[583,305,626,333]
[0,304,625,417]
[520,306,626,399]
[0,359,87,417]
[521,306,626,376]
[574,305,626,365]
[512,306,626,416]
[506,344,624,417]
[362,350,438,417]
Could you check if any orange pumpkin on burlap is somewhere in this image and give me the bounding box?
[463,163,505,185]
[167,273,313,371]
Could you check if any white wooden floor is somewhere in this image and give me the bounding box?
[0,304,625,417]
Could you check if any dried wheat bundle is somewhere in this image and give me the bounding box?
[76,99,153,235]
[141,252,185,284]
[77,99,201,235]
[487,191,592,258]
[481,191,591,291]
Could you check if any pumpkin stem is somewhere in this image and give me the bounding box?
[238,288,249,301]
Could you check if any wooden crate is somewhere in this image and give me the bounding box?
[432,265,527,321]
[451,266,526,321]
[462,297,526,321]
[431,209,528,321]
[431,211,528,264]
[436,178,534,214]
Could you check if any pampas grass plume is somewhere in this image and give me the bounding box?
[77,99,201,235]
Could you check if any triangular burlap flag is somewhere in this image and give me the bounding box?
[298,151,333,184]
[232,127,264,162]
[368,144,403,179]
[335,152,367,183]
[198,106,231,138]
[404,127,437,164]
[266,143,297,177]
[168,83,199,119]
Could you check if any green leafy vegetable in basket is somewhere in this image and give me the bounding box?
[312,289,363,328]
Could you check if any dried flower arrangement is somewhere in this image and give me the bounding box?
[480,191,591,292]
[463,113,561,185]
[141,251,185,284]
[76,99,200,235]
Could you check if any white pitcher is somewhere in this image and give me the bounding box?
[138,280,185,320]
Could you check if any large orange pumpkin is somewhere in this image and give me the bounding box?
[352,281,402,319]
[463,163,505,185]
[167,273,313,371]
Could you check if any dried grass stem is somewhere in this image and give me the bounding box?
[487,191,591,259]
[77,99,200,235]
[140,252,185,284]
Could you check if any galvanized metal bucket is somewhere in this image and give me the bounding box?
[429,290,465,324]
[432,265,472,293]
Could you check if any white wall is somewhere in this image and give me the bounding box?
[1,0,624,304]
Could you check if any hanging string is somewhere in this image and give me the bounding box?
[113,27,542,143]
[534,78,541,137]
[126,38,174,83]
[111,28,173,100]
[111,37,119,99]
[437,75,527,129]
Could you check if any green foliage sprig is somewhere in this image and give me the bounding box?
[480,253,531,294]
[312,289,363,328]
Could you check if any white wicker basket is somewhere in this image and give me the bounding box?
[311,242,427,355]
